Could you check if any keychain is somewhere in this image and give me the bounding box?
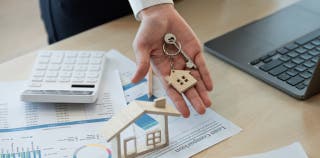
[163,33,197,93]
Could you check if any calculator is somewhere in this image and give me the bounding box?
[21,50,107,103]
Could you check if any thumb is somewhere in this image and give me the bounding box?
[131,46,150,83]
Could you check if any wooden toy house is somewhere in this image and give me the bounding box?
[166,70,197,93]
[102,98,181,158]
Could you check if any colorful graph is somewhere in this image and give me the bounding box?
[0,142,41,158]
[73,144,112,158]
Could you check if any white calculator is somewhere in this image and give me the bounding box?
[21,50,107,103]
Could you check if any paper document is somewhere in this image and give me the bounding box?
[234,142,309,158]
[105,50,242,158]
[0,70,126,133]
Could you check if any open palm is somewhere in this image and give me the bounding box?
[131,4,213,117]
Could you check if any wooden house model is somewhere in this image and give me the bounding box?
[166,70,197,93]
[102,98,181,158]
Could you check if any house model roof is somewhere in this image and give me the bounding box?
[102,98,181,142]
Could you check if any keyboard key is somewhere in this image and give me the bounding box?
[277,48,288,54]
[283,62,296,68]
[65,52,78,58]
[269,65,288,76]
[75,65,88,71]
[250,59,260,65]
[86,78,98,83]
[309,49,320,56]
[295,65,307,72]
[92,52,104,58]
[300,71,312,79]
[300,54,312,60]
[263,57,272,63]
[287,69,299,76]
[79,52,91,58]
[304,43,315,50]
[287,76,304,86]
[277,73,291,81]
[295,47,307,54]
[303,79,311,86]
[90,59,102,65]
[45,78,57,82]
[77,59,89,64]
[285,43,298,50]
[29,83,42,87]
[87,72,99,78]
[311,56,319,63]
[303,61,316,68]
[73,72,85,78]
[292,58,304,64]
[39,52,52,57]
[287,51,299,58]
[279,55,290,62]
[311,39,320,46]
[308,67,316,73]
[268,51,277,56]
[72,78,84,83]
[259,59,282,71]
[296,83,306,90]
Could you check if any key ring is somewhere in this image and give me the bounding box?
[162,41,182,56]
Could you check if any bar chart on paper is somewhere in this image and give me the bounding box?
[0,142,41,158]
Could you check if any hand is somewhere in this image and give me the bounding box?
[131,4,213,117]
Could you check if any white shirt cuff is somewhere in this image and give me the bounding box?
[128,0,174,21]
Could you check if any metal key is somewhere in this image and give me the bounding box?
[164,33,197,69]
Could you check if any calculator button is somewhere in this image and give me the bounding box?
[45,78,57,82]
[90,59,102,65]
[78,59,89,64]
[59,77,71,83]
[33,71,46,77]
[72,78,84,83]
[62,65,74,71]
[79,52,91,58]
[36,64,48,71]
[87,72,99,78]
[46,71,58,77]
[48,65,61,71]
[89,65,100,71]
[31,77,43,82]
[29,83,42,87]
[65,52,78,58]
[64,58,76,64]
[92,53,104,58]
[73,72,85,78]
[86,78,97,83]
[38,58,50,64]
[60,72,72,77]
[75,65,88,71]
[39,52,52,57]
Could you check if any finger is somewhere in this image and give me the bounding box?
[184,87,206,115]
[190,70,212,107]
[194,53,213,91]
[131,43,151,83]
[166,87,190,118]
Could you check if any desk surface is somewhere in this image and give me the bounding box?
[1,0,319,157]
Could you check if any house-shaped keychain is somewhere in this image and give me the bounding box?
[102,98,181,158]
[166,70,197,93]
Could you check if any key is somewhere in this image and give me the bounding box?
[164,33,197,69]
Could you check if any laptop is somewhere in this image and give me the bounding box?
[204,0,320,100]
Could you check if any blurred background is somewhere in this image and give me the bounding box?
[0,0,47,63]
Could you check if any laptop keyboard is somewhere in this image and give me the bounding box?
[250,31,320,90]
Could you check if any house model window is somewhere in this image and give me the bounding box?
[102,97,181,158]
[166,70,197,93]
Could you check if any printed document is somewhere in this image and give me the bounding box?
[234,142,308,158]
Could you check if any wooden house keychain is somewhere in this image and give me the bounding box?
[163,33,197,93]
